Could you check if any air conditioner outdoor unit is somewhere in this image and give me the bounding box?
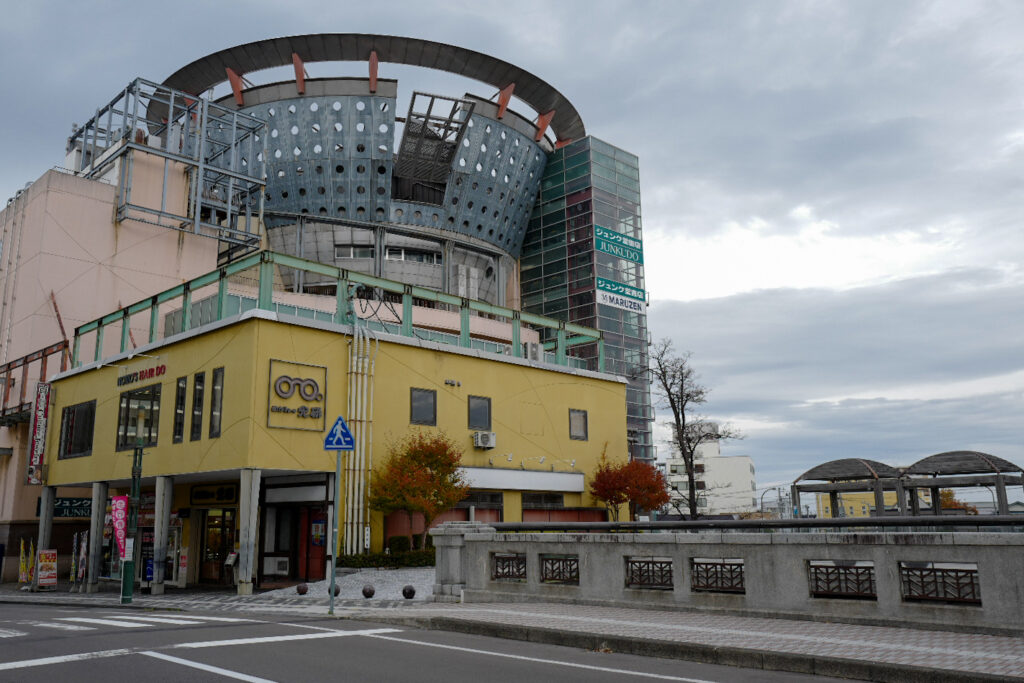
[473,431,497,449]
[526,342,543,362]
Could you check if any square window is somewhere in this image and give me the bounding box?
[116,384,161,450]
[410,388,436,425]
[468,395,491,430]
[569,408,588,440]
[58,400,96,459]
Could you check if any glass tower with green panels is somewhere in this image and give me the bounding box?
[521,137,654,462]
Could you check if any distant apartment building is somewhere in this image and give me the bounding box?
[665,435,756,515]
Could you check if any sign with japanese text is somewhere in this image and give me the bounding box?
[267,359,327,431]
[37,549,57,588]
[595,277,646,313]
[111,496,129,560]
[26,382,51,485]
[37,496,91,518]
[594,225,643,264]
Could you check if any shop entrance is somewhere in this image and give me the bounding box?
[200,508,236,583]
[261,504,326,584]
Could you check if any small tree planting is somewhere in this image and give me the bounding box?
[940,489,978,515]
[589,453,670,521]
[368,431,470,548]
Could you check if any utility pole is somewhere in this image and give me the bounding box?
[121,412,145,605]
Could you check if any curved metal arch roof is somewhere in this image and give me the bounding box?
[905,450,1023,476]
[162,34,586,142]
[795,458,900,483]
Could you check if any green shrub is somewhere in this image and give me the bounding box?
[336,547,435,568]
[387,535,411,553]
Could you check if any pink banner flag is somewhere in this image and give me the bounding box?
[111,496,129,560]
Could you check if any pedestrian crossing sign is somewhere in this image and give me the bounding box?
[324,415,355,451]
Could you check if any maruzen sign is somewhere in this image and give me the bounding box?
[26,383,51,485]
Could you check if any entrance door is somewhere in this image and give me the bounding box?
[200,508,236,583]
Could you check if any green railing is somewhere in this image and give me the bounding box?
[72,251,603,371]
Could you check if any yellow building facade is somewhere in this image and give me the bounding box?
[41,285,626,593]
[816,490,931,518]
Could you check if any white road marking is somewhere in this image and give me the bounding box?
[368,634,719,683]
[57,617,149,628]
[140,651,278,683]
[92,615,206,625]
[160,615,256,623]
[172,627,402,649]
[0,649,133,671]
[24,621,95,631]
[0,629,27,638]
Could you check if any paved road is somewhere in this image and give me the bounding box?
[0,604,847,682]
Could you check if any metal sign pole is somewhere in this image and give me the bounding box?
[329,450,341,615]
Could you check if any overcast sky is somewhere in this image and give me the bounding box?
[2,1,1021,498]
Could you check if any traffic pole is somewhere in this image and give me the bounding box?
[329,450,341,615]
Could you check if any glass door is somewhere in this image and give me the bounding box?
[200,508,236,583]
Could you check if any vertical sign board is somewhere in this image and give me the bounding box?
[111,496,129,559]
[37,549,57,589]
[26,382,51,485]
[595,277,646,314]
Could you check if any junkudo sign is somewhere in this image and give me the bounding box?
[594,225,643,264]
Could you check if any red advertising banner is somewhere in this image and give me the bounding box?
[111,496,129,560]
[26,382,51,485]
[37,549,57,588]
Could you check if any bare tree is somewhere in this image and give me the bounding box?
[650,339,741,518]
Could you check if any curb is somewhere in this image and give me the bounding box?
[346,613,1021,683]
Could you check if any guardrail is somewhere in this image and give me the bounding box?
[431,520,1024,634]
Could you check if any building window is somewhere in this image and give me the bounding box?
[569,409,588,440]
[172,377,187,443]
[385,247,442,265]
[209,367,224,438]
[190,372,205,441]
[116,384,161,450]
[410,388,436,425]
[58,400,96,459]
[468,395,491,430]
[335,245,375,259]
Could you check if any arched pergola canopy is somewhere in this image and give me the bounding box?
[905,451,1023,476]
[795,458,900,483]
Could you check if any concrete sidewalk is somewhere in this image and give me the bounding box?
[1,576,1021,682]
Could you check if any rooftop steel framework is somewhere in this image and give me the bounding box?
[67,78,266,250]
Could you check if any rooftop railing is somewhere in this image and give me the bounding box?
[71,250,605,372]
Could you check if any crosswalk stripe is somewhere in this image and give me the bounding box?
[93,616,205,625]
[57,618,149,628]
[27,622,95,631]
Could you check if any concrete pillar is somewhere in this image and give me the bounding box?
[237,468,261,595]
[33,486,56,591]
[894,479,907,515]
[429,521,495,600]
[995,474,1009,515]
[150,476,173,595]
[872,480,886,517]
[86,481,108,593]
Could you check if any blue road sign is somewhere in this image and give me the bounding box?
[324,415,355,451]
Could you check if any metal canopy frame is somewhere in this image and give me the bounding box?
[394,92,474,190]
[67,78,267,250]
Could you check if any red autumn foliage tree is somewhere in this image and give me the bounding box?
[589,453,670,521]
[940,489,978,515]
[368,431,470,548]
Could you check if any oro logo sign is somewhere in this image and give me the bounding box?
[274,376,323,401]
[267,359,327,431]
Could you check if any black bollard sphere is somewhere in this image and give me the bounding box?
[362,584,375,598]
[296,583,308,595]
[328,584,340,597]
[402,585,416,599]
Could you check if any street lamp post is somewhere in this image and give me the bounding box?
[121,411,146,605]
